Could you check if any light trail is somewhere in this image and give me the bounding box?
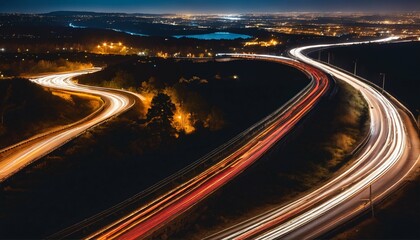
[207,37,419,239]
[0,69,143,182]
[75,56,331,240]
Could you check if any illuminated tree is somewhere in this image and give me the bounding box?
[146,93,176,136]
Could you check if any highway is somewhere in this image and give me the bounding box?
[206,37,420,239]
[54,56,331,240]
[0,69,144,182]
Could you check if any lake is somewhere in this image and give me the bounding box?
[174,32,252,40]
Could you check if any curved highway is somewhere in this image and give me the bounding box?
[57,56,331,240]
[206,37,420,239]
[0,69,144,182]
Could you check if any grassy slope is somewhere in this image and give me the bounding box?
[313,41,420,114]
[0,78,99,148]
[332,175,420,240]
[0,60,308,238]
[170,82,370,239]
[314,42,420,240]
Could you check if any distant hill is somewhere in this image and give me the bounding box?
[43,11,174,17]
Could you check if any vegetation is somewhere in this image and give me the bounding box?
[313,41,420,114]
[0,21,336,60]
[0,57,371,239]
[0,58,93,76]
[172,81,370,239]
[146,93,177,138]
[312,41,420,240]
[332,175,420,239]
[77,59,310,135]
[0,78,99,148]
[0,59,308,238]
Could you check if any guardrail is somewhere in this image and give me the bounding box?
[292,47,398,160]
[300,45,419,133]
[0,74,139,183]
[48,55,332,239]
[299,42,420,239]
[0,94,105,155]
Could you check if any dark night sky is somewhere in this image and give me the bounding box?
[1,0,419,13]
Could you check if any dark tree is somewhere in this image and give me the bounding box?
[0,84,14,126]
[146,92,176,137]
[111,70,134,89]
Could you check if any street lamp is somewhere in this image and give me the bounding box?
[380,73,386,93]
[353,59,357,76]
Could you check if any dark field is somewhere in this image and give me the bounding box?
[171,81,370,239]
[331,174,420,240]
[312,41,420,114]
[0,59,308,238]
[316,42,420,240]
[0,78,97,148]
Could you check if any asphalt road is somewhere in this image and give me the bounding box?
[206,37,420,239]
[65,56,331,240]
[36,39,419,240]
[0,68,144,182]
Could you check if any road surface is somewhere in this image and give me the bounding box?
[206,37,420,239]
[0,69,144,182]
[53,56,331,240]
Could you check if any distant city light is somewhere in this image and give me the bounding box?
[244,39,280,47]
[221,14,243,21]
[95,42,133,55]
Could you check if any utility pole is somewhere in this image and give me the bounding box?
[370,185,375,218]
[354,60,358,76]
[361,185,375,218]
[380,73,386,93]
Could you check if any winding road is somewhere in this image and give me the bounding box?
[3,38,417,240]
[206,37,420,239]
[50,56,332,240]
[0,68,144,182]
